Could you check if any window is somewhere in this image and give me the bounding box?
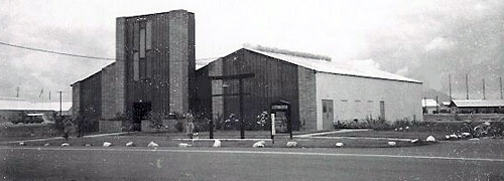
[132,20,152,81]
[133,23,139,51]
[140,28,146,58]
[146,21,152,50]
[133,52,139,81]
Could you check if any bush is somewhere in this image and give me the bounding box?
[337,116,392,130]
[175,121,184,132]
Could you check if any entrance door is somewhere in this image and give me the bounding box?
[133,102,152,131]
[380,100,385,121]
[322,100,334,130]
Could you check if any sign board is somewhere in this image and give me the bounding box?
[271,113,276,136]
[270,100,291,134]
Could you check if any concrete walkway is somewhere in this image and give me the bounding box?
[304,136,413,142]
[294,129,371,138]
[0,132,129,144]
[292,129,413,142]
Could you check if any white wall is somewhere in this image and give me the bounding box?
[315,73,422,130]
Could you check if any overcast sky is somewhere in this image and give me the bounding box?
[1,0,503,102]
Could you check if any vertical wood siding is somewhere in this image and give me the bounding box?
[198,49,300,130]
[123,11,195,117]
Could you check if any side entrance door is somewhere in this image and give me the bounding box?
[322,99,334,130]
[133,102,152,131]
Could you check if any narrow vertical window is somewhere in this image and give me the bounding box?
[146,21,152,50]
[133,23,139,51]
[146,58,152,78]
[133,52,139,81]
[140,28,146,58]
[139,55,145,79]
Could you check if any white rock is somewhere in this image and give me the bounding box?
[19,142,25,146]
[445,135,451,140]
[394,128,398,131]
[286,141,298,147]
[449,134,458,139]
[148,141,159,147]
[410,139,419,143]
[44,143,50,147]
[103,142,112,147]
[461,132,471,137]
[126,141,134,147]
[405,126,410,130]
[252,141,266,148]
[84,144,92,147]
[212,140,221,148]
[398,127,403,131]
[178,143,192,147]
[335,142,344,147]
[387,141,397,146]
[469,138,480,141]
[426,136,436,142]
[61,143,70,147]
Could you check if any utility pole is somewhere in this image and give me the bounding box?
[483,79,486,100]
[436,96,439,114]
[16,87,19,98]
[59,91,63,116]
[466,74,469,100]
[449,74,452,101]
[500,76,503,100]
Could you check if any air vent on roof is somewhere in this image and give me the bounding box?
[243,44,332,61]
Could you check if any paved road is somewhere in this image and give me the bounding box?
[1,141,504,180]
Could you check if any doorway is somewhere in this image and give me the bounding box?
[380,100,385,121]
[322,99,334,130]
[132,102,152,131]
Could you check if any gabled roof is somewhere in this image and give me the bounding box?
[244,48,422,84]
[450,100,504,108]
[196,57,220,70]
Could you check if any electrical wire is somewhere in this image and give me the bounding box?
[0,40,220,61]
[0,41,116,60]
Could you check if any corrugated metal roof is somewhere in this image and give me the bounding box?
[244,48,422,84]
[451,100,504,108]
[0,98,72,111]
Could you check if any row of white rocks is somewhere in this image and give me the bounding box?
[22,135,439,148]
[26,141,160,147]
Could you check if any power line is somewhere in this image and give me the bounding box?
[0,41,116,60]
[0,40,220,62]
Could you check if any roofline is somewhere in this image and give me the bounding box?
[454,106,504,108]
[316,71,423,84]
[243,48,423,84]
[71,62,115,87]
[118,9,194,19]
[197,48,246,71]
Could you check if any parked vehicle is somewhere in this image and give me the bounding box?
[12,113,50,124]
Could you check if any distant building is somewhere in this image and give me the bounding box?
[0,97,72,124]
[72,10,195,131]
[449,100,504,114]
[196,47,423,131]
[422,98,439,114]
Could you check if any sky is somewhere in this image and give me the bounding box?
[0,0,503,102]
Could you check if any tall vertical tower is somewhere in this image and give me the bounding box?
[116,10,195,121]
